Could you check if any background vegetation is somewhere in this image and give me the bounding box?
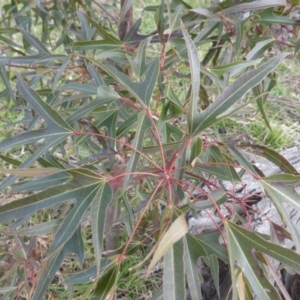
[1,0,300,299]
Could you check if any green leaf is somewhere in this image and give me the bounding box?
[127,37,151,79]
[67,225,85,266]
[31,245,66,300]
[295,30,300,55]
[56,83,97,94]
[0,75,72,191]
[32,226,86,300]
[225,220,300,299]
[91,183,113,275]
[262,174,300,183]
[208,254,220,298]
[192,54,287,136]
[181,21,200,137]
[123,112,152,189]
[66,86,119,124]
[16,219,63,235]
[91,263,119,300]
[226,140,258,176]
[0,167,63,177]
[240,144,299,175]
[0,62,15,102]
[17,75,72,131]
[253,84,272,131]
[87,64,105,87]
[234,21,244,56]
[63,260,111,285]
[257,8,300,26]
[191,8,220,21]
[12,172,71,192]
[63,266,97,285]
[163,239,186,300]
[77,11,95,40]
[196,232,229,263]
[189,137,202,166]
[260,181,300,251]
[49,184,100,252]
[168,5,183,33]
[183,234,204,300]
[208,59,262,78]
[19,28,50,55]
[220,0,286,14]
[246,38,275,61]
[0,154,21,167]
[197,145,240,182]
[99,59,160,107]
[85,14,122,46]
[52,56,71,91]
[70,40,122,51]
[0,169,103,223]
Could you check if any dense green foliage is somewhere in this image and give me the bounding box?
[1,0,300,299]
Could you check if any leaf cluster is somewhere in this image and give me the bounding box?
[1,0,300,299]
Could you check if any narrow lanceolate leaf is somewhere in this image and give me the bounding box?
[12,172,71,192]
[91,182,113,275]
[0,169,102,223]
[246,38,275,61]
[123,112,151,189]
[17,219,63,235]
[85,13,121,46]
[127,37,151,79]
[209,255,220,298]
[67,225,85,266]
[0,75,73,191]
[31,245,66,300]
[148,214,188,271]
[168,5,183,33]
[49,184,100,252]
[0,62,15,102]
[225,221,300,300]
[17,74,72,131]
[52,56,71,91]
[91,263,119,300]
[257,8,300,26]
[183,234,205,300]
[63,260,111,285]
[220,0,287,14]
[0,167,62,177]
[240,144,299,175]
[0,135,69,192]
[226,140,258,176]
[191,54,287,137]
[196,232,229,263]
[66,86,119,124]
[181,21,200,137]
[19,28,50,55]
[99,58,159,107]
[260,181,300,251]
[190,136,202,166]
[32,226,85,300]
[208,59,262,78]
[163,239,186,300]
[262,174,300,183]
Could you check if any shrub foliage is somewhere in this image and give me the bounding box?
[1,0,300,299]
